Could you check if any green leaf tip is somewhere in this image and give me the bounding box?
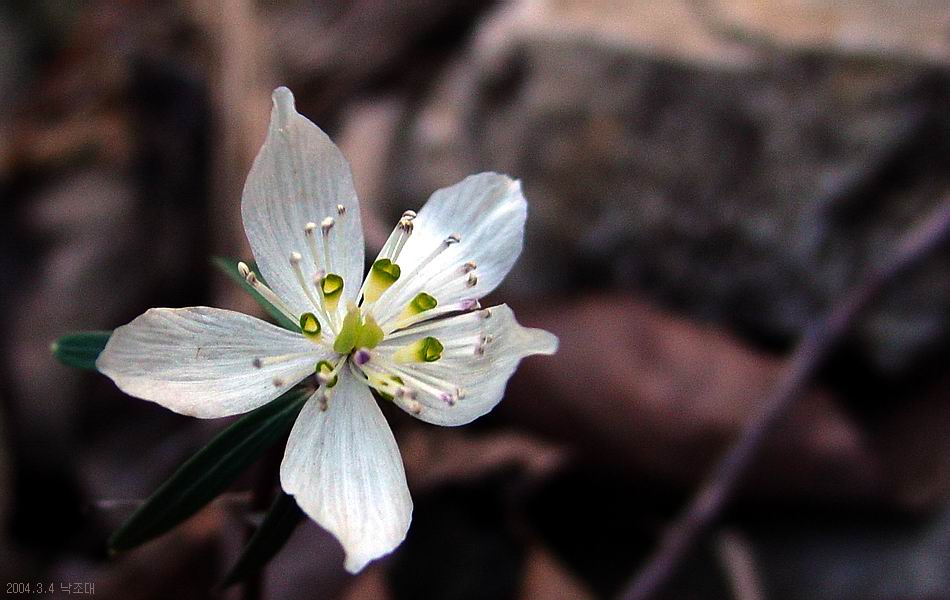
[51,331,111,370]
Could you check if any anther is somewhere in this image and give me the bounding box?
[252,358,263,369]
[336,204,346,215]
[446,233,461,245]
[480,308,492,319]
[289,251,302,264]
[354,349,371,366]
[466,272,478,287]
[401,210,417,220]
[461,261,477,273]
[272,377,285,387]
[406,399,422,414]
[321,217,336,274]
[238,262,298,324]
[439,392,456,407]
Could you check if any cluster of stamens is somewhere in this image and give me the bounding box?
[245,206,492,415]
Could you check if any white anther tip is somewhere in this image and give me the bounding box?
[446,233,461,244]
[321,217,335,231]
[237,262,251,278]
[305,222,317,234]
[289,251,302,263]
[402,210,417,220]
[336,204,346,215]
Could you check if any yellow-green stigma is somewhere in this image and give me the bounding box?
[393,336,444,363]
[320,273,344,312]
[299,312,321,340]
[315,360,338,388]
[334,304,385,354]
[364,258,401,302]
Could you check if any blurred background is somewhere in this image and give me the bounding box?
[2,1,949,598]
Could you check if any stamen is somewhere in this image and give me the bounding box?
[337,204,346,215]
[390,211,416,261]
[251,350,316,369]
[321,217,335,274]
[385,308,482,340]
[356,364,423,414]
[408,259,479,303]
[289,251,321,309]
[304,222,322,269]
[354,348,371,366]
[366,210,417,305]
[237,261,298,323]
[373,234,462,311]
[365,361,456,409]
[466,272,478,288]
[388,298,479,333]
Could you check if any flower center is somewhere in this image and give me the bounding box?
[333,303,384,354]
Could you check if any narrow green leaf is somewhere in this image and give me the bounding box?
[109,388,310,552]
[51,331,111,370]
[219,491,305,588]
[212,257,300,332]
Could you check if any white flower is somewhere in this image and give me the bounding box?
[96,87,558,573]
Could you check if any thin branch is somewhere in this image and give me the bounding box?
[619,201,950,600]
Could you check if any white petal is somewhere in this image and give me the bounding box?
[375,304,557,426]
[96,307,325,418]
[373,173,525,326]
[280,371,412,573]
[242,87,364,317]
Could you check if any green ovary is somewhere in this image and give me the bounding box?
[333,304,384,354]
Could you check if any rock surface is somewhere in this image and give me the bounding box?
[385,0,950,373]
